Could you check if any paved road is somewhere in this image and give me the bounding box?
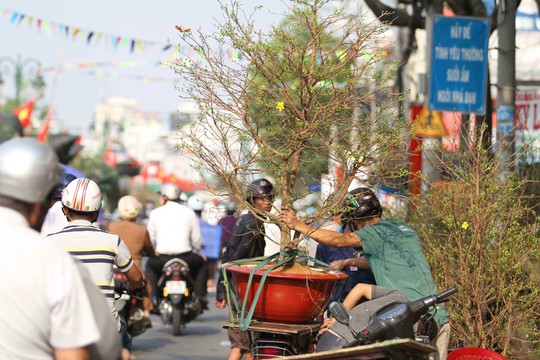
[132,293,231,360]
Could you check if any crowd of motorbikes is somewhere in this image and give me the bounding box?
[115,256,456,358]
[248,288,457,359]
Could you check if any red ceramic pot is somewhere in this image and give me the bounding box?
[228,263,348,324]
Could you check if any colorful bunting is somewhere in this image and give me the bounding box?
[81,70,176,83]
[0,7,172,53]
[0,7,247,62]
[40,59,160,73]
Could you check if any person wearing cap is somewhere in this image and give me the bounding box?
[216,178,275,360]
[280,187,450,360]
[0,138,101,359]
[108,195,157,326]
[47,177,145,356]
[145,183,207,309]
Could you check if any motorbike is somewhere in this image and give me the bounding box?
[247,287,457,359]
[329,287,458,349]
[113,269,147,337]
[156,258,203,336]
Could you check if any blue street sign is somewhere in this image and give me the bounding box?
[497,105,514,122]
[428,16,490,115]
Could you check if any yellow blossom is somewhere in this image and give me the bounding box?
[275,101,285,111]
[461,221,469,230]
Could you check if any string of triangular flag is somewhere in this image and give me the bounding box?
[81,70,177,83]
[32,59,174,83]
[40,59,163,73]
[0,7,172,53]
[0,7,245,62]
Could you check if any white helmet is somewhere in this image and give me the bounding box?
[187,194,204,211]
[62,178,102,212]
[0,138,62,203]
[160,183,180,201]
[118,195,141,220]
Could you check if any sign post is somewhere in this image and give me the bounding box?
[409,104,424,196]
[428,16,490,115]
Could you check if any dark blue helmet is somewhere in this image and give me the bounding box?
[53,172,78,199]
[246,178,275,203]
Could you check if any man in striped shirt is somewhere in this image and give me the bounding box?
[48,178,145,356]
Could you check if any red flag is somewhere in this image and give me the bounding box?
[104,147,118,167]
[13,100,35,128]
[37,109,53,143]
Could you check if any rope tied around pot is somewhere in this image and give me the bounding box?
[221,248,337,332]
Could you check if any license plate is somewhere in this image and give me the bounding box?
[166,280,186,294]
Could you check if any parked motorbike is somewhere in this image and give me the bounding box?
[247,287,457,359]
[156,258,203,336]
[329,287,458,349]
[113,269,147,337]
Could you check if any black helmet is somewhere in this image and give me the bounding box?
[53,172,78,199]
[246,178,275,203]
[340,187,382,221]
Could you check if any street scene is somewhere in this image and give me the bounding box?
[0,0,539,359]
[132,292,230,360]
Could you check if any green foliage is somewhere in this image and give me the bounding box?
[410,140,540,357]
[0,124,18,144]
[519,163,540,220]
[71,153,122,213]
[0,98,20,114]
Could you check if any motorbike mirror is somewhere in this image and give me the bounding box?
[329,302,351,325]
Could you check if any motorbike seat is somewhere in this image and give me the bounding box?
[161,258,191,274]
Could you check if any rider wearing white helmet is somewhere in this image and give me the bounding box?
[61,178,103,214]
[48,178,145,355]
[117,195,142,220]
[146,183,207,309]
[0,138,100,359]
[108,195,156,325]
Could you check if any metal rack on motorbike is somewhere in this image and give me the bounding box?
[223,321,323,357]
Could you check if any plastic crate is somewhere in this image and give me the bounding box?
[447,347,507,360]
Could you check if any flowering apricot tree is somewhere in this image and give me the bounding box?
[172,0,410,250]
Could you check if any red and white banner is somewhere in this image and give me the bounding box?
[515,90,540,163]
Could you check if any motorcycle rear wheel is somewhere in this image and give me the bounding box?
[172,306,183,336]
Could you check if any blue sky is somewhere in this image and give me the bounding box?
[0,1,285,133]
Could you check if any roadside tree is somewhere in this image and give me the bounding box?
[411,136,540,356]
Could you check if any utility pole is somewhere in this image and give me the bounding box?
[422,0,444,186]
[496,0,517,165]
